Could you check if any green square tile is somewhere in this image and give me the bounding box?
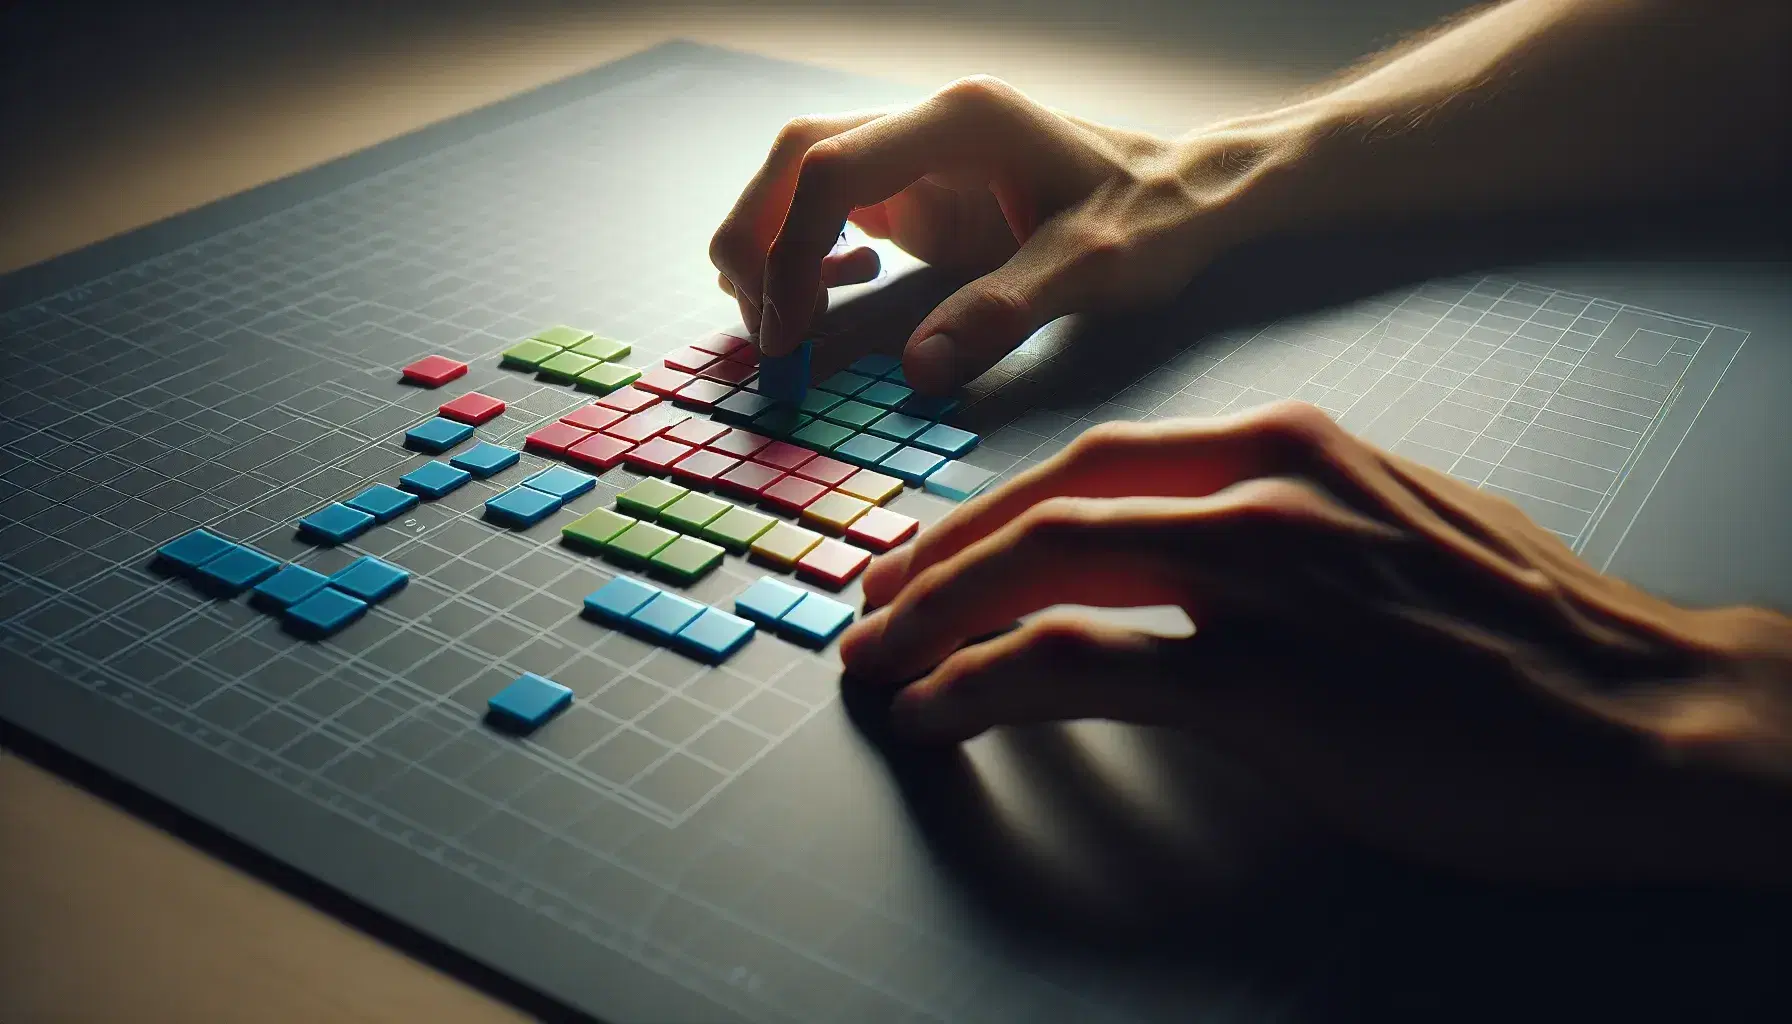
[867,411,930,441]
[534,325,594,347]
[608,521,679,565]
[538,351,601,382]
[752,407,812,438]
[616,477,690,518]
[650,535,726,583]
[858,380,914,408]
[577,362,642,393]
[820,400,883,429]
[562,507,637,550]
[792,419,856,451]
[817,370,875,396]
[660,492,731,534]
[501,339,563,368]
[799,391,843,416]
[570,336,631,361]
[700,505,777,551]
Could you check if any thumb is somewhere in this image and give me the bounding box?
[900,220,1101,394]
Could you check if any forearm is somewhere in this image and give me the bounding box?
[1195,0,1790,239]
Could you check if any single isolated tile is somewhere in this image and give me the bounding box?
[346,483,420,522]
[594,386,660,414]
[577,362,643,394]
[401,355,468,387]
[615,477,690,519]
[404,416,474,454]
[922,460,998,501]
[607,521,680,565]
[537,350,601,383]
[878,446,947,485]
[674,607,756,663]
[760,475,829,515]
[562,508,637,551]
[560,404,626,433]
[700,505,777,551]
[250,563,330,610]
[650,534,726,583]
[155,529,235,575]
[749,521,823,568]
[533,325,594,348]
[565,432,634,471]
[329,555,410,602]
[522,465,598,501]
[622,436,695,473]
[283,587,369,639]
[714,390,776,424]
[714,461,786,499]
[777,591,856,647]
[628,590,706,642]
[836,469,903,506]
[501,338,562,369]
[448,442,520,479]
[398,460,472,499]
[668,448,740,487]
[835,432,899,468]
[802,491,873,534]
[913,422,980,458]
[733,575,807,627]
[487,672,574,732]
[658,492,732,534]
[194,545,281,596]
[797,538,871,588]
[583,575,660,624]
[438,391,505,425]
[570,336,631,362]
[484,486,563,529]
[298,502,375,545]
[524,421,595,455]
[757,339,811,402]
[845,505,919,552]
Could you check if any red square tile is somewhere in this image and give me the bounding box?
[797,538,872,588]
[664,418,729,447]
[438,391,505,425]
[662,346,719,374]
[708,428,772,458]
[793,455,855,487]
[699,360,756,386]
[594,386,660,413]
[727,347,761,367]
[755,441,818,472]
[669,448,741,486]
[402,354,468,387]
[692,331,752,357]
[560,404,626,433]
[760,475,829,514]
[565,433,633,471]
[671,378,735,409]
[604,406,688,443]
[715,461,786,499]
[845,506,919,552]
[624,437,695,473]
[525,421,595,455]
[637,366,696,397]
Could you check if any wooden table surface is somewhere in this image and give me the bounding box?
[0,3,1451,1019]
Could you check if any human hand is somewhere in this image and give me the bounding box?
[839,401,1792,881]
[709,76,1295,393]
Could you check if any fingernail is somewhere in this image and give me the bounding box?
[759,298,781,353]
[909,333,956,386]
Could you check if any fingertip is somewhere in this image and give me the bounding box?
[860,548,913,608]
[903,333,960,394]
[839,606,890,674]
[819,246,881,288]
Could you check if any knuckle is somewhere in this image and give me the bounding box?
[1016,496,1099,547]
[1016,618,1103,665]
[773,116,828,155]
[1223,476,1328,525]
[1066,419,1149,461]
[936,74,1019,115]
[1254,399,1340,455]
[962,282,1036,337]
[795,139,850,196]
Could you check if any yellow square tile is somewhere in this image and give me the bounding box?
[837,469,903,505]
[801,491,873,534]
[750,521,825,568]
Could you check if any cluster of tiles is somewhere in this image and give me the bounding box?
[155,528,410,639]
[498,325,646,394]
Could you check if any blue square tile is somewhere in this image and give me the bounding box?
[583,575,662,625]
[192,545,280,595]
[329,556,410,602]
[898,394,961,419]
[858,380,914,408]
[404,416,475,453]
[675,607,756,663]
[923,460,998,501]
[913,422,979,458]
[835,432,900,468]
[487,672,573,732]
[399,460,472,499]
[867,411,930,442]
[878,446,946,484]
[283,587,369,638]
[450,441,520,478]
[522,465,597,501]
[345,483,419,523]
[251,564,330,610]
[849,354,902,377]
[155,529,236,575]
[817,370,874,397]
[484,486,563,528]
[297,502,375,545]
[757,339,811,403]
[628,591,705,642]
[778,591,855,648]
[733,576,807,627]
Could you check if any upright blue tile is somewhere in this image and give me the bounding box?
[757,339,811,403]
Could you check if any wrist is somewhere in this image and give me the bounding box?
[1168,99,1348,255]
